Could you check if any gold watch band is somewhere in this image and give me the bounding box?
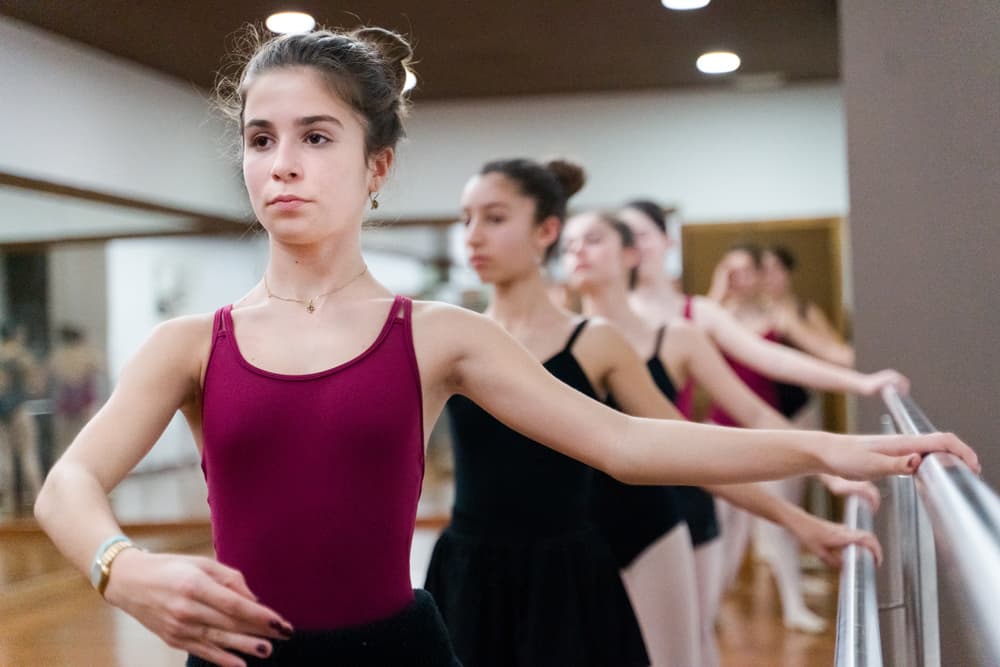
[97,541,140,597]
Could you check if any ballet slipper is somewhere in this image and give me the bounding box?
[783,607,828,634]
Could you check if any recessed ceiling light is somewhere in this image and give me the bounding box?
[661,0,710,9]
[696,51,741,74]
[403,70,417,93]
[265,12,316,34]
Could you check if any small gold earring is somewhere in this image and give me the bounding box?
[369,192,380,210]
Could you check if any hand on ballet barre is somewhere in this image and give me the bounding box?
[827,431,979,481]
[104,550,293,667]
[817,475,881,511]
[789,511,883,570]
[857,368,910,396]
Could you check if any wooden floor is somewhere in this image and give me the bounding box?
[718,558,836,666]
[0,467,836,665]
[0,525,836,666]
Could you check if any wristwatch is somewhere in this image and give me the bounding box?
[90,536,141,597]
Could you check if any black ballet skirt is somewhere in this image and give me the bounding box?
[186,590,462,666]
[425,321,649,667]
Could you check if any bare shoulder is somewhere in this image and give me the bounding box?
[409,299,493,337]
[409,299,513,353]
[571,316,636,369]
[408,300,514,395]
[129,312,216,378]
[147,312,215,349]
[690,294,723,322]
[575,316,629,349]
[665,317,700,342]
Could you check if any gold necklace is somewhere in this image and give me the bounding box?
[263,265,368,314]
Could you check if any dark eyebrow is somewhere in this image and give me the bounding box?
[243,115,344,131]
[299,114,343,128]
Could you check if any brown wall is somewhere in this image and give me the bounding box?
[841,1,1000,663]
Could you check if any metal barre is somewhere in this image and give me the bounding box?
[835,494,883,667]
[881,386,1000,666]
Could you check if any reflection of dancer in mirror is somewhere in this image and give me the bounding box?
[49,324,104,462]
[706,243,857,632]
[34,26,978,667]
[714,244,855,369]
[0,322,44,515]
[561,211,879,660]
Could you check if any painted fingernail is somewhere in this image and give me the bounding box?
[257,643,269,657]
[268,619,293,637]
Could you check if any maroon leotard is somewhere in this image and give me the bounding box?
[201,296,424,629]
[706,307,781,426]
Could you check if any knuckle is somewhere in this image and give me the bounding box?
[167,599,196,623]
[176,574,203,598]
[221,597,243,617]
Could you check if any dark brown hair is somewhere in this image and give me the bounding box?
[623,200,676,235]
[215,25,414,158]
[727,241,763,268]
[480,158,586,260]
[766,245,797,272]
[590,212,640,289]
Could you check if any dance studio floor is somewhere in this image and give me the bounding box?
[0,466,836,666]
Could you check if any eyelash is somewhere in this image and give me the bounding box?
[246,132,331,149]
[461,215,506,226]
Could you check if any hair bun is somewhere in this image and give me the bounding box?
[545,159,586,199]
[352,27,414,95]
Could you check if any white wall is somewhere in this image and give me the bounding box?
[1,16,847,226]
[48,243,108,352]
[383,83,848,223]
[0,17,247,219]
[106,236,268,469]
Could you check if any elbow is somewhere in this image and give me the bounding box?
[600,421,647,485]
[606,455,645,485]
[33,463,65,529]
[34,475,54,527]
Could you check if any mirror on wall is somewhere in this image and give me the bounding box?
[0,181,459,524]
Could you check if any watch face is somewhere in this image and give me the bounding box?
[90,560,103,588]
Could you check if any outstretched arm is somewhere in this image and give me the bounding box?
[584,320,883,559]
[671,319,788,429]
[694,296,903,395]
[427,304,977,486]
[705,482,882,568]
[774,303,856,367]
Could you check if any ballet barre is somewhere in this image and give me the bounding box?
[837,388,1000,667]
[884,387,1000,666]
[834,493,882,667]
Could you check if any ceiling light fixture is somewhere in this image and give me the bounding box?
[696,51,741,74]
[265,12,316,34]
[661,0,710,9]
